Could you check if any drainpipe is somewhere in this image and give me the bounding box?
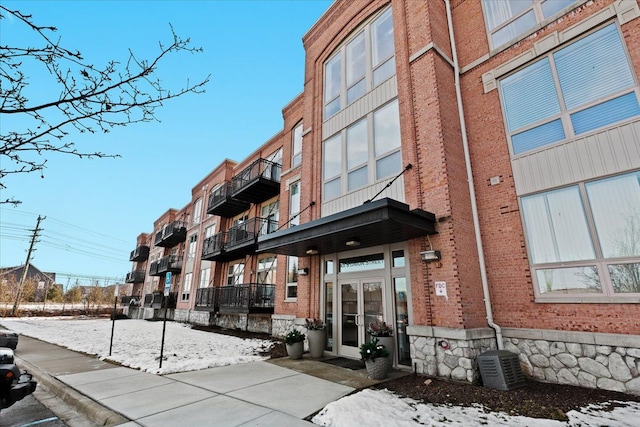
[444,0,503,349]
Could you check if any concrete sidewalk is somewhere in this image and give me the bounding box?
[14,335,400,426]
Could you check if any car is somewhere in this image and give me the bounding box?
[0,331,18,350]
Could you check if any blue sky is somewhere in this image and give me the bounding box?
[0,0,333,285]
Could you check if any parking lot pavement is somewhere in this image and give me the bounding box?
[0,393,66,427]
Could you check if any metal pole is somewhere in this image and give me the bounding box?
[12,215,45,316]
[159,295,168,369]
[109,294,117,356]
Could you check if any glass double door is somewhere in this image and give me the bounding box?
[338,278,384,358]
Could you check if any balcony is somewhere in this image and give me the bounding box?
[207,181,250,218]
[201,217,277,262]
[143,292,177,309]
[195,287,218,311]
[231,158,281,204]
[157,254,183,274]
[129,245,150,262]
[149,260,160,276]
[125,270,145,283]
[218,283,275,314]
[154,221,187,248]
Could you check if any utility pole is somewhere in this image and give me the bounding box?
[12,215,45,316]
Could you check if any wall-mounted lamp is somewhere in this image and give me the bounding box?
[345,240,360,247]
[297,267,309,276]
[305,248,319,255]
[420,250,441,262]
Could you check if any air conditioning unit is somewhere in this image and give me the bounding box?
[477,350,526,391]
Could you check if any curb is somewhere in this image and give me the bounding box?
[15,355,130,426]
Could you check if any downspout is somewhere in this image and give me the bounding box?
[444,0,503,349]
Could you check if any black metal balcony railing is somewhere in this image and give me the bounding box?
[120,295,141,306]
[200,217,278,262]
[157,255,183,274]
[129,245,150,262]
[231,158,281,204]
[149,260,160,276]
[143,292,177,309]
[195,287,219,311]
[218,283,275,314]
[207,181,250,218]
[154,221,187,248]
[125,270,145,283]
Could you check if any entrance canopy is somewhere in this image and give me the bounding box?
[257,198,436,257]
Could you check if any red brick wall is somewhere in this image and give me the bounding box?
[455,0,640,334]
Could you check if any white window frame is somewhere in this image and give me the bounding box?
[289,181,301,226]
[286,256,298,301]
[522,170,640,303]
[323,6,395,119]
[181,272,192,301]
[187,234,198,260]
[199,267,210,289]
[257,255,277,285]
[499,23,640,157]
[227,262,244,286]
[292,123,303,168]
[192,198,202,225]
[322,99,403,200]
[482,0,579,50]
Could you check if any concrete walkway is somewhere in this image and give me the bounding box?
[14,335,404,426]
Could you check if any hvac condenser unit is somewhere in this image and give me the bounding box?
[477,350,526,391]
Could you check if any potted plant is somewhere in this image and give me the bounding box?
[360,337,390,379]
[305,318,326,358]
[367,320,394,364]
[284,329,305,359]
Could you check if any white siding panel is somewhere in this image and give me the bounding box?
[513,118,640,195]
[322,78,398,139]
[321,177,405,217]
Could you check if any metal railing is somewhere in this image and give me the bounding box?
[195,287,218,308]
[157,254,183,273]
[154,220,187,246]
[231,158,281,193]
[218,283,275,311]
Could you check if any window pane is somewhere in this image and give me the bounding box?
[491,10,536,47]
[290,181,301,226]
[372,8,394,66]
[609,263,640,293]
[586,172,640,258]
[501,57,560,131]
[323,134,342,179]
[347,119,368,169]
[536,266,601,294]
[376,151,401,180]
[347,79,366,104]
[374,100,401,156]
[392,250,405,267]
[346,32,366,86]
[511,119,565,154]
[325,98,341,118]
[571,93,640,135]
[522,187,594,264]
[286,284,298,299]
[348,166,368,191]
[324,178,341,200]
[541,0,575,18]
[292,124,303,167]
[554,24,635,110]
[373,57,396,86]
[325,55,341,103]
[483,0,533,30]
[287,256,298,283]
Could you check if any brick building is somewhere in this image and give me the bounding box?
[125,0,640,394]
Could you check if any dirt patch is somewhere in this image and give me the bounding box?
[375,373,640,421]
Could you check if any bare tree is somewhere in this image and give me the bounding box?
[0,6,210,204]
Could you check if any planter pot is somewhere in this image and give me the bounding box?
[365,356,390,379]
[286,341,303,359]
[375,336,395,366]
[307,329,326,358]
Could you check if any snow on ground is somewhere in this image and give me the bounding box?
[2,317,274,374]
[3,317,640,426]
[311,388,640,426]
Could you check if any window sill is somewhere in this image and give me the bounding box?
[284,298,298,303]
[535,295,640,304]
